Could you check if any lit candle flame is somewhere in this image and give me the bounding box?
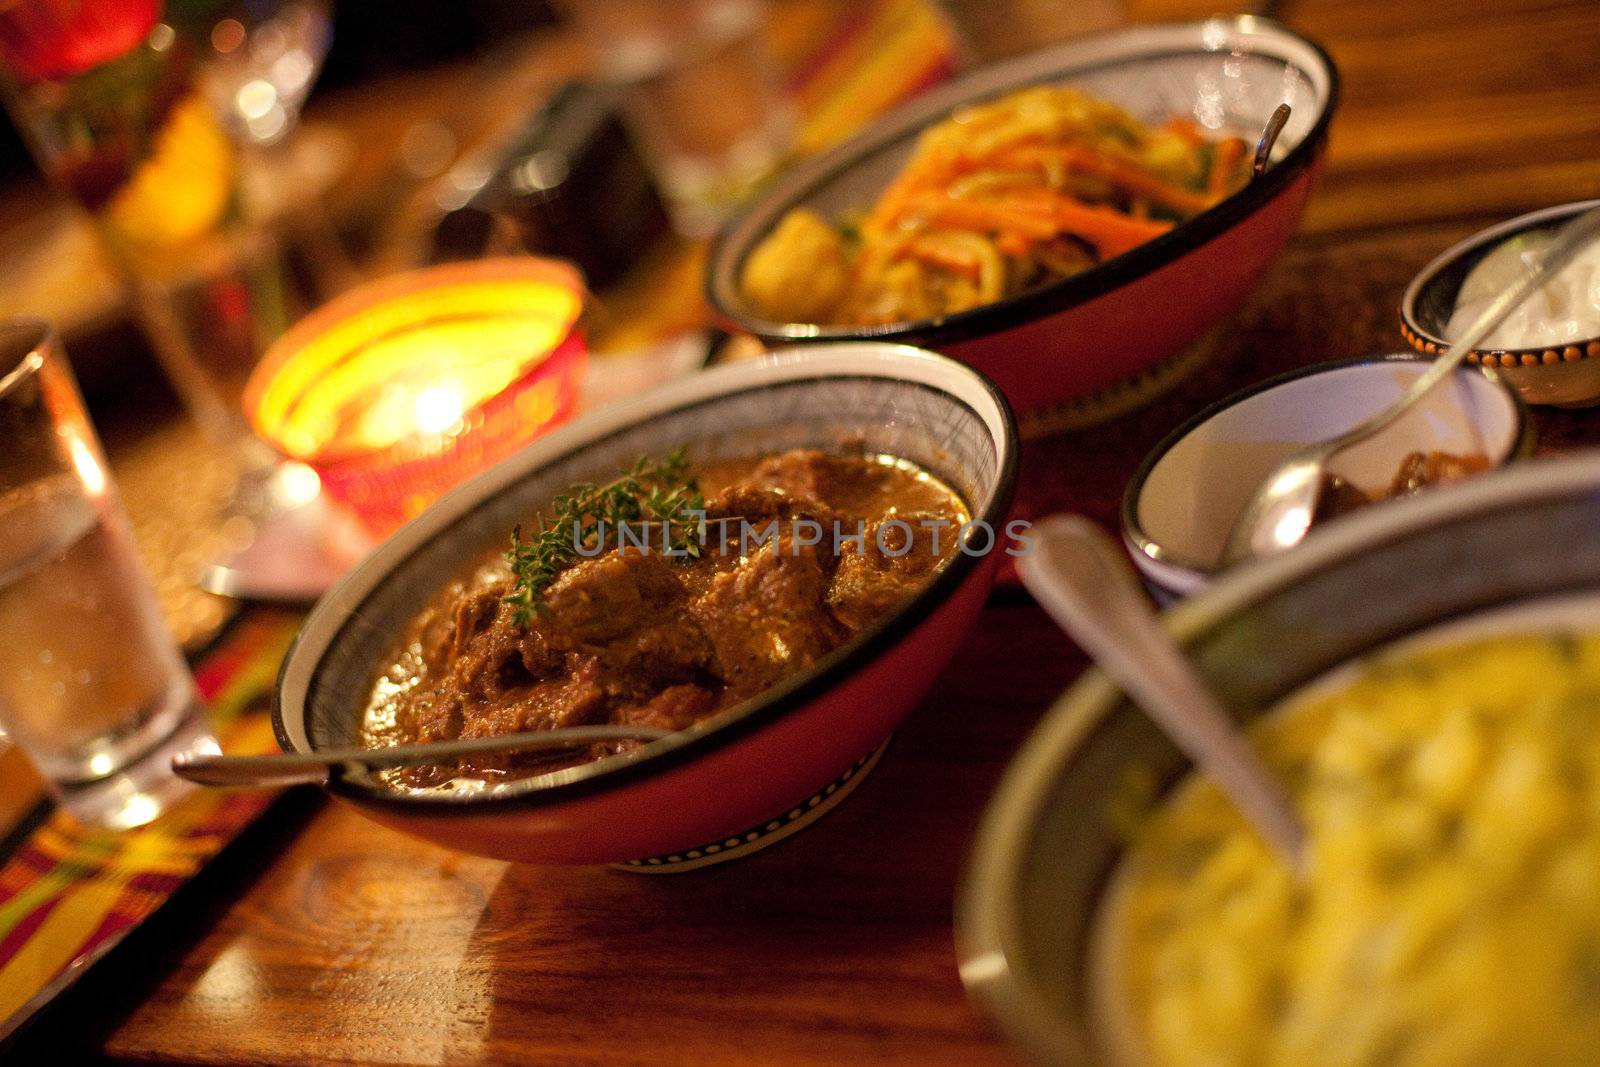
[412,384,465,435]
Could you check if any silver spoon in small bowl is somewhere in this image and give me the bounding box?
[172,724,673,789]
[1019,515,1305,868]
[1221,203,1600,567]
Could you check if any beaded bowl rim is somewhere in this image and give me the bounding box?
[1399,198,1600,369]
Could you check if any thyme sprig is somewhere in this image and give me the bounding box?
[503,448,705,626]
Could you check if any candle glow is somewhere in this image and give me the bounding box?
[244,258,587,532]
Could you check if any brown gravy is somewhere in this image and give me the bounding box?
[361,449,968,787]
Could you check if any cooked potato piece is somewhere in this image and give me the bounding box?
[739,209,850,323]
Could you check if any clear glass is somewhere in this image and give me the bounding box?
[563,0,795,238]
[0,320,217,829]
[201,0,332,147]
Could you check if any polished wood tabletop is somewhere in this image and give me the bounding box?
[10,0,1600,1062]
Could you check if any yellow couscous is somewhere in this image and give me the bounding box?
[1102,631,1600,1067]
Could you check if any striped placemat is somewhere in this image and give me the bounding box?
[789,0,958,154]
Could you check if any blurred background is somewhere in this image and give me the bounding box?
[0,0,566,408]
[0,0,1159,650]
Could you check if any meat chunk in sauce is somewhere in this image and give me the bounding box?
[362,449,968,786]
[1313,450,1491,524]
[828,512,954,631]
[541,551,713,682]
[690,534,846,702]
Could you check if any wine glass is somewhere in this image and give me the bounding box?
[200,0,332,146]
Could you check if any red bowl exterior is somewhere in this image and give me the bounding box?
[941,159,1323,415]
[349,550,999,865]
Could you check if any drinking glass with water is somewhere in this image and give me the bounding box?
[0,320,218,829]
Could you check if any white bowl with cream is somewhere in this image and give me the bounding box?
[1402,199,1600,406]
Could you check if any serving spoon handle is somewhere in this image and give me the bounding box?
[1221,203,1600,566]
[1018,516,1305,867]
[171,724,673,789]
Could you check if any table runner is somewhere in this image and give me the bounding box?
[0,0,958,1041]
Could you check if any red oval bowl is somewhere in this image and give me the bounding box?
[273,344,1018,865]
[707,17,1339,428]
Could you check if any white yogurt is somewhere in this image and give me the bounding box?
[1446,228,1600,349]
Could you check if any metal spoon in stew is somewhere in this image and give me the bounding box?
[1018,515,1305,867]
[172,724,673,789]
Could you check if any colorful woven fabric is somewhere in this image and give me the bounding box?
[0,611,300,1037]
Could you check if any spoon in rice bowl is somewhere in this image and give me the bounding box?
[1019,515,1305,867]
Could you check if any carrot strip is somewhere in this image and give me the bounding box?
[988,144,1211,216]
[1051,198,1172,258]
[1162,117,1205,147]
[983,185,1065,211]
[869,145,995,228]
[907,235,982,279]
[988,143,1090,174]
[1207,137,1248,198]
[900,193,1058,240]
[995,232,1032,258]
[1095,157,1210,215]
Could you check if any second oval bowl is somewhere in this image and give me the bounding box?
[959,451,1600,1065]
[708,17,1339,431]
[273,343,1018,867]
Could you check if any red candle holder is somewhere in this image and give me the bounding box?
[245,257,588,534]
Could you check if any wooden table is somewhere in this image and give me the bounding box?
[11,0,1600,1062]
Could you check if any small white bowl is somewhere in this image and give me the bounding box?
[1122,355,1532,597]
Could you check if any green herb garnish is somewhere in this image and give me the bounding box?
[503,448,705,626]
